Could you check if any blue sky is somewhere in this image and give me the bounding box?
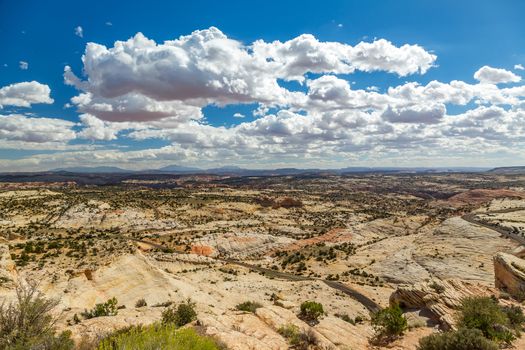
[0,0,524,170]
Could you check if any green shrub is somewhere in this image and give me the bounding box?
[277,324,318,350]
[299,301,324,324]
[501,305,525,330]
[97,324,219,350]
[236,301,262,313]
[417,328,498,350]
[0,282,74,350]
[335,313,355,324]
[371,304,408,342]
[162,299,197,327]
[457,297,514,343]
[82,297,118,319]
[278,324,301,345]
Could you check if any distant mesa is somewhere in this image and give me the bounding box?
[51,166,131,173]
[0,165,497,176]
[157,165,202,173]
[487,166,525,174]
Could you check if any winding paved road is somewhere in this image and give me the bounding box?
[462,207,525,246]
[130,238,381,312]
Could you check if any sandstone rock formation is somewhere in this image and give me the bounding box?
[494,252,525,300]
[390,279,499,330]
[191,232,295,259]
[0,244,17,287]
[412,217,520,284]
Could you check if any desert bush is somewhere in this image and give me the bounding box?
[82,297,118,319]
[457,297,514,343]
[0,281,74,350]
[236,301,262,313]
[278,323,301,343]
[299,301,324,324]
[417,328,498,350]
[501,305,525,330]
[371,304,408,343]
[335,313,355,325]
[277,324,318,350]
[97,324,219,350]
[135,298,147,308]
[162,299,197,327]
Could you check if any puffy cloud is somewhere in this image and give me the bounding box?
[474,66,521,84]
[66,29,292,106]
[0,81,53,108]
[19,61,28,70]
[77,114,124,141]
[0,114,75,143]
[514,64,524,71]
[253,36,435,81]
[65,27,436,122]
[74,26,83,38]
[4,28,525,170]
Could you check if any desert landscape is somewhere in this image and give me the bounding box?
[1,170,525,349]
[2,2,525,348]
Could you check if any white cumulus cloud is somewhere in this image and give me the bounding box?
[474,65,521,84]
[0,114,75,143]
[64,27,436,122]
[0,81,54,108]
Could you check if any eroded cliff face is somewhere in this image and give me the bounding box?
[494,252,525,300]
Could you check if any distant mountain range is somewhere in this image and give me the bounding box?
[45,165,494,175]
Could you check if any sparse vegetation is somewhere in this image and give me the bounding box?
[162,299,197,327]
[299,301,324,325]
[277,324,318,350]
[3,174,525,348]
[82,297,118,319]
[457,297,517,344]
[417,328,498,350]
[236,301,262,313]
[370,304,408,343]
[0,282,74,350]
[97,324,220,350]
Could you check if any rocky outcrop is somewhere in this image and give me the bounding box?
[494,252,525,300]
[200,305,369,350]
[390,279,498,330]
[191,232,294,259]
[0,244,17,286]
